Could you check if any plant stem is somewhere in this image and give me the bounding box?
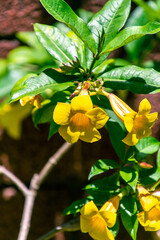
[0,165,29,196]
[17,142,73,240]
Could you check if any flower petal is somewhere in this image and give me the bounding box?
[53,102,71,125]
[88,215,114,240]
[80,201,98,217]
[71,95,93,113]
[100,211,117,228]
[100,196,120,213]
[124,112,136,132]
[146,112,158,128]
[122,132,139,146]
[80,127,101,143]
[138,98,151,115]
[58,125,80,143]
[86,107,109,129]
[138,186,159,212]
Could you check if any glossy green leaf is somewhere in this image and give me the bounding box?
[100,65,160,94]
[106,118,126,161]
[101,21,160,55]
[120,195,138,240]
[120,167,138,191]
[63,197,92,215]
[88,0,131,48]
[88,159,120,180]
[34,24,78,63]
[40,0,96,53]
[10,69,75,102]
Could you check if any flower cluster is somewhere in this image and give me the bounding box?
[137,186,160,231]
[80,195,120,240]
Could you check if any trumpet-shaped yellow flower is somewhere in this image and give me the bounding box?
[101,91,158,146]
[20,95,43,108]
[137,186,160,231]
[123,98,158,146]
[53,94,109,143]
[80,196,120,240]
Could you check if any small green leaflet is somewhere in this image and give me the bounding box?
[88,159,120,180]
[120,166,138,191]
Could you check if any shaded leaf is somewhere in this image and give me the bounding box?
[106,118,126,161]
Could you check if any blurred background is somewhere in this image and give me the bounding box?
[0,0,160,239]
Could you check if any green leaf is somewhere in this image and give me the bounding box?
[101,21,160,55]
[88,0,131,48]
[85,173,120,203]
[100,65,160,94]
[120,167,138,191]
[135,136,160,155]
[127,137,160,160]
[40,0,96,53]
[34,23,78,63]
[88,159,120,180]
[63,197,92,215]
[124,6,151,63]
[120,195,139,240]
[106,118,126,161]
[10,69,75,102]
[48,121,59,139]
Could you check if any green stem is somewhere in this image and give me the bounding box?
[150,179,160,191]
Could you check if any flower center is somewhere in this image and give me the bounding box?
[133,115,146,132]
[70,113,91,130]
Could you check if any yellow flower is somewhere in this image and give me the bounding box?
[122,98,158,146]
[53,94,109,143]
[101,91,158,146]
[137,186,160,231]
[20,95,43,108]
[80,196,120,240]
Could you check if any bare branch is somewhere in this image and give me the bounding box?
[17,142,73,240]
[0,165,29,196]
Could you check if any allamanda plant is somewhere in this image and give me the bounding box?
[8,0,160,239]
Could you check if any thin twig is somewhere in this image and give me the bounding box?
[0,165,29,196]
[37,217,80,240]
[17,142,73,240]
